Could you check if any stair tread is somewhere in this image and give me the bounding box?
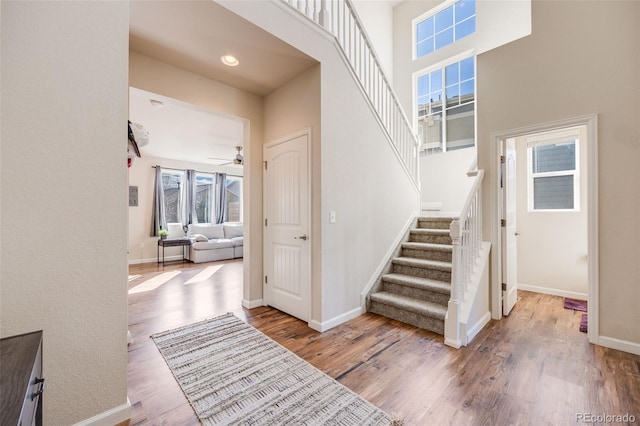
[382,273,451,294]
[392,257,452,271]
[418,216,457,220]
[370,292,447,319]
[411,228,450,235]
[402,242,453,252]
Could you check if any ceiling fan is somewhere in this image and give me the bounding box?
[208,146,243,166]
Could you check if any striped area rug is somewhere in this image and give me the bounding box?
[151,313,400,425]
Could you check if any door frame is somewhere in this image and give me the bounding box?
[490,114,598,344]
[262,128,312,322]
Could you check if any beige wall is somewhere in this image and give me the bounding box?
[478,0,640,344]
[129,51,265,304]
[515,128,588,298]
[1,2,130,424]
[264,65,322,322]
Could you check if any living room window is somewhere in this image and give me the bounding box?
[195,173,214,223]
[414,0,476,58]
[416,55,475,153]
[153,167,243,236]
[161,169,184,223]
[527,136,579,211]
[226,177,242,222]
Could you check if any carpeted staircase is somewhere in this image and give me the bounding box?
[368,217,454,335]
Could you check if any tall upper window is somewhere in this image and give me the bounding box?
[527,137,579,211]
[416,56,475,153]
[415,0,476,58]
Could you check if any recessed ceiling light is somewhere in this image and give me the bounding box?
[149,99,164,108]
[221,55,239,67]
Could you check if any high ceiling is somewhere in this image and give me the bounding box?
[129,0,318,165]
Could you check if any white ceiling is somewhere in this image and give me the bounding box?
[129,0,318,166]
[129,88,245,166]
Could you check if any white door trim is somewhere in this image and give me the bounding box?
[490,114,598,344]
[263,128,312,323]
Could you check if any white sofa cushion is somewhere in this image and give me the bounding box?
[223,223,243,238]
[192,239,234,250]
[188,223,224,240]
[191,234,208,242]
[230,236,243,247]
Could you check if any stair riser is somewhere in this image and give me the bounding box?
[370,301,444,335]
[392,264,451,282]
[402,247,452,262]
[410,233,452,245]
[383,281,450,306]
[417,219,452,230]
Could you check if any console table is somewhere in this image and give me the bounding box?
[0,330,44,426]
[157,238,192,265]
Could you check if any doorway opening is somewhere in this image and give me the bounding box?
[491,114,598,343]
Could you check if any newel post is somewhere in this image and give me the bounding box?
[445,219,463,348]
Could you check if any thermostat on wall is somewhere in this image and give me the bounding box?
[129,186,138,206]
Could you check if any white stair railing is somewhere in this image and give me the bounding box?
[281,0,420,188]
[445,166,484,348]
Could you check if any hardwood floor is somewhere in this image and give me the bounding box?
[127,260,640,425]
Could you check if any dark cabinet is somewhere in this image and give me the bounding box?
[0,331,44,426]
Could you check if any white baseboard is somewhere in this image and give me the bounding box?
[242,298,264,309]
[518,283,587,301]
[129,255,183,265]
[73,399,131,426]
[308,307,362,332]
[596,335,640,356]
[464,311,491,345]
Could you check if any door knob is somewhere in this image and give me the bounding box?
[295,234,308,241]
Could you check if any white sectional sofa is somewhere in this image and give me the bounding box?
[187,223,243,263]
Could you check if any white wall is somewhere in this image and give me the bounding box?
[420,148,476,214]
[478,0,640,345]
[515,128,588,298]
[320,55,420,324]
[129,51,265,303]
[217,0,421,327]
[1,2,130,424]
[127,155,243,264]
[351,0,396,80]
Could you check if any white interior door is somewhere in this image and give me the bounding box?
[502,138,518,315]
[264,133,310,321]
